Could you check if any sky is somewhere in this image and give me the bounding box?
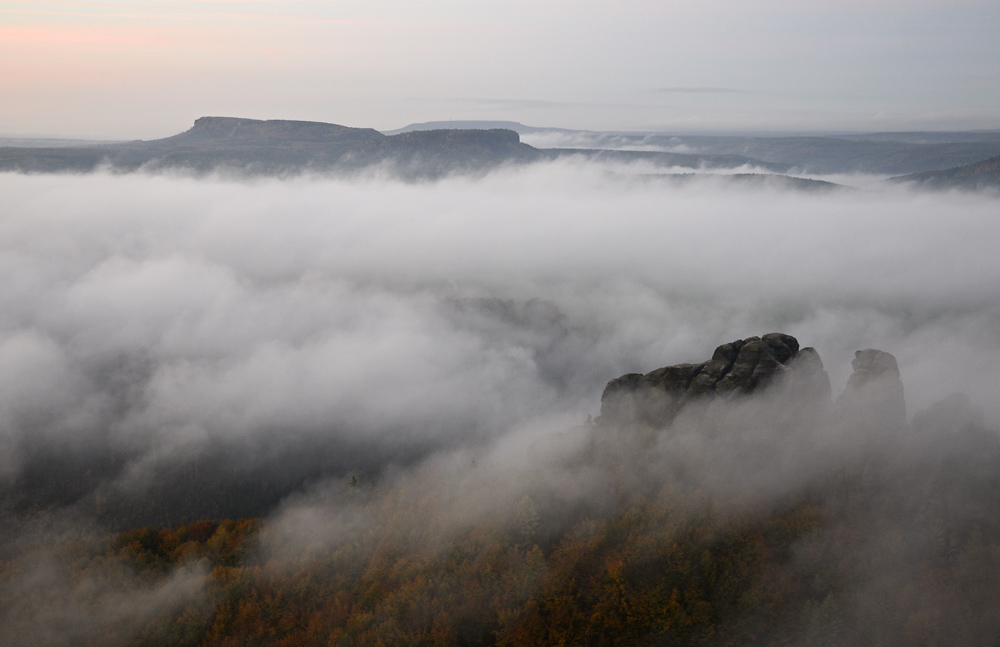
[2,0,999,138]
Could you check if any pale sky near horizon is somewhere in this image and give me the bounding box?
[2,0,999,139]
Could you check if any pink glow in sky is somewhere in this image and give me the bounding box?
[2,0,999,137]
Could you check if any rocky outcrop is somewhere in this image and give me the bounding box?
[837,349,906,430]
[598,333,831,428]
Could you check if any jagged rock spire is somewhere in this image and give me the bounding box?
[837,349,906,430]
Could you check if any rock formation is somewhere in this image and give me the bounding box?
[597,333,916,436]
[598,333,831,428]
[837,349,906,431]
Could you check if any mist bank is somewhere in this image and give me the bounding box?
[6,333,999,646]
[1,160,999,645]
[0,162,998,527]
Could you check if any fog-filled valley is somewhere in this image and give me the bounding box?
[3,161,1000,646]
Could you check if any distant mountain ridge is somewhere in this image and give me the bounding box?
[0,117,540,178]
[0,116,793,179]
[391,121,1000,175]
[891,154,1000,191]
[389,120,1000,145]
[3,115,999,184]
[383,120,580,136]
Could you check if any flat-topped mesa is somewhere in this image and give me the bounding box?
[598,333,832,428]
[153,117,386,147]
[387,128,523,147]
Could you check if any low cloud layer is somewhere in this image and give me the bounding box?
[1,160,999,644]
[0,164,998,512]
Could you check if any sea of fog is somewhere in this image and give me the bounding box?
[2,163,999,487]
[2,161,999,645]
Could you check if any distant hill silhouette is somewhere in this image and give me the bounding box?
[384,120,579,136]
[9,115,998,182]
[0,116,791,179]
[0,117,541,178]
[387,122,1000,175]
[891,154,1000,191]
[154,116,385,146]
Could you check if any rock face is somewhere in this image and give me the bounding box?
[599,333,831,428]
[837,349,906,430]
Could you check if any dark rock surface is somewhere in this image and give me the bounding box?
[598,333,831,428]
